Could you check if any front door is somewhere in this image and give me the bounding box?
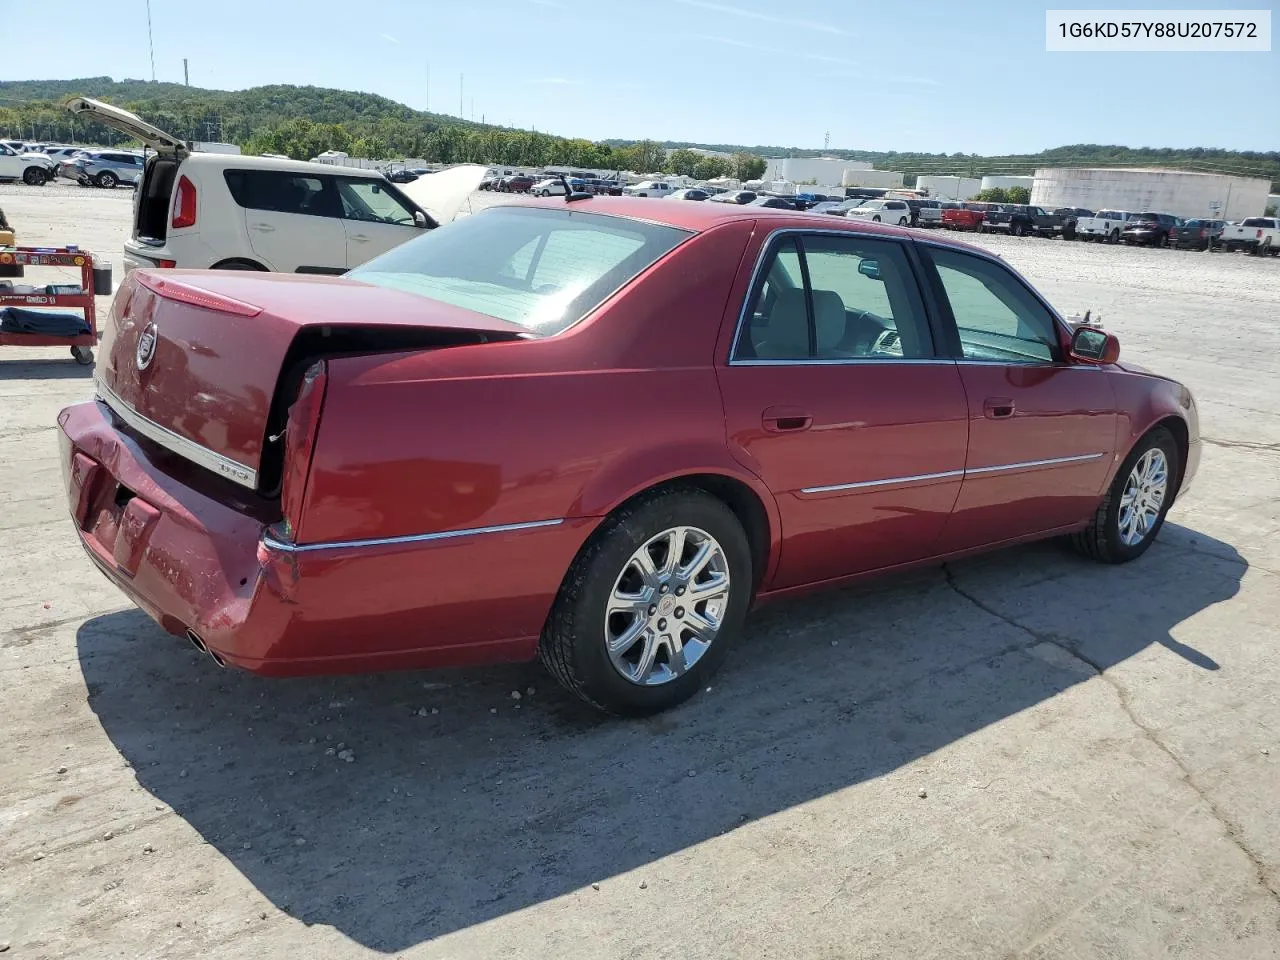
[917,243,1118,551]
[718,231,970,590]
[334,176,421,267]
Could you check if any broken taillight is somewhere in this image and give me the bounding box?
[279,360,328,541]
[171,175,197,229]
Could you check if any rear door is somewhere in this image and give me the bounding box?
[718,229,969,589]
[224,169,347,274]
[917,242,1117,551]
[334,176,422,266]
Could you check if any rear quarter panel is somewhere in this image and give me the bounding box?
[297,219,766,545]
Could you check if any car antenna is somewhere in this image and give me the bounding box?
[559,174,592,203]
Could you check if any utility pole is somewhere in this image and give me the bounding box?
[471,97,474,122]
[425,63,430,112]
[145,0,156,81]
[824,130,830,150]
[183,58,189,86]
[459,74,464,118]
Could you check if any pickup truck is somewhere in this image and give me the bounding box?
[981,204,1063,237]
[1076,210,1136,243]
[942,202,995,231]
[1054,207,1094,240]
[1220,217,1280,255]
[909,198,944,227]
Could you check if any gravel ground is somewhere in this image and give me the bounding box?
[1,187,1278,959]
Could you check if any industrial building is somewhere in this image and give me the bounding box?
[763,157,872,184]
[980,175,1034,193]
[917,175,981,200]
[1031,168,1270,220]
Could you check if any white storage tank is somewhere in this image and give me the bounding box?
[841,168,904,189]
[917,175,982,200]
[980,175,1034,192]
[1032,168,1270,220]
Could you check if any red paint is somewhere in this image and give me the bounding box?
[58,200,1200,677]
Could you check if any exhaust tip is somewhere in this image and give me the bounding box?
[186,629,206,653]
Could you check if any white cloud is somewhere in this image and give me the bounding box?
[678,0,849,36]
[381,33,400,44]
[531,77,582,85]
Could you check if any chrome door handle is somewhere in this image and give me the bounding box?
[250,223,275,233]
[984,397,1015,419]
[349,234,370,242]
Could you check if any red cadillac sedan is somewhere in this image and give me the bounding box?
[58,198,1200,715]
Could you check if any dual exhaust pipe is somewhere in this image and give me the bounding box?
[186,629,226,668]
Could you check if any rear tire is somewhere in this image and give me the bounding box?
[95,171,118,189]
[22,166,47,186]
[1072,427,1179,564]
[1109,229,1120,243]
[898,216,908,226]
[538,487,753,716]
[70,345,94,365]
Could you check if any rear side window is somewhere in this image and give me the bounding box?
[349,207,689,335]
[223,170,338,218]
[736,234,933,362]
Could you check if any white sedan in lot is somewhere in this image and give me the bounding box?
[844,199,911,226]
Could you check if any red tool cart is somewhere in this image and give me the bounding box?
[0,245,108,365]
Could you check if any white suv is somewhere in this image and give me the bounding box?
[0,143,57,185]
[65,98,484,275]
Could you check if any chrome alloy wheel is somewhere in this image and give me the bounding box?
[604,526,731,686]
[1118,448,1169,547]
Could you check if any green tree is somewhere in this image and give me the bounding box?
[974,187,1009,203]
[1005,186,1031,204]
[1266,204,1277,217]
[730,152,766,181]
[665,148,701,176]
[693,156,729,180]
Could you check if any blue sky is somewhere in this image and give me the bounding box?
[3,0,1276,153]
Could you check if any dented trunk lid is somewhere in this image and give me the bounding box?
[96,270,528,490]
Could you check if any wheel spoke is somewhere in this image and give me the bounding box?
[680,540,716,581]
[687,572,730,604]
[632,630,659,680]
[608,617,648,655]
[665,633,687,676]
[606,591,650,618]
[631,547,659,586]
[660,527,687,578]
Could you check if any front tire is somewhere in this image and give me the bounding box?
[539,487,753,715]
[1072,427,1179,564]
[96,171,118,189]
[898,216,908,226]
[22,166,48,186]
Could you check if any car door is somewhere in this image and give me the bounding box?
[229,169,347,274]
[718,230,969,590]
[0,144,19,178]
[916,242,1118,551]
[334,177,422,267]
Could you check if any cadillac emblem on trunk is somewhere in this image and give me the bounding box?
[136,322,158,371]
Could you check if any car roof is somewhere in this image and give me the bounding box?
[501,196,993,253]
[182,153,389,177]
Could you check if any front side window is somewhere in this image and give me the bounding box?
[349,207,689,336]
[336,179,416,225]
[736,234,933,361]
[924,247,1059,364]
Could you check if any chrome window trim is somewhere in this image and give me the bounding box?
[799,452,1105,495]
[731,358,956,367]
[262,518,565,554]
[95,380,259,489]
[726,226,927,366]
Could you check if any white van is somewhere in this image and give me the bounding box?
[65,98,484,275]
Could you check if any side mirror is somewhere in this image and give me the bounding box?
[1069,325,1120,364]
[857,259,881,281]
[413,210,428,228]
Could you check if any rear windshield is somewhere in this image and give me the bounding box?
[348,207,690,336]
